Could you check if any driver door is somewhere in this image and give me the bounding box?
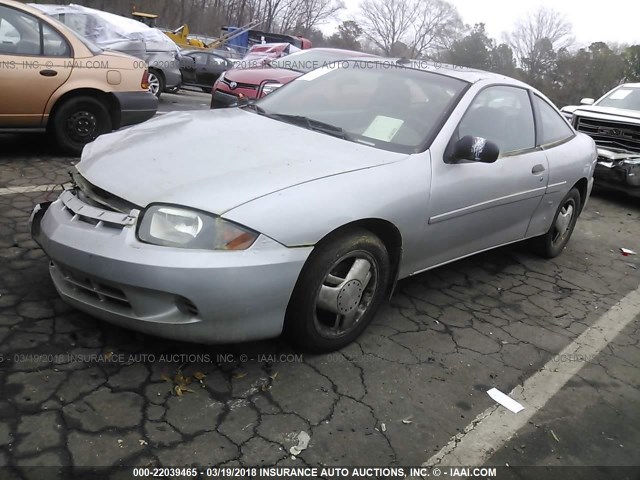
[423,85,549,268]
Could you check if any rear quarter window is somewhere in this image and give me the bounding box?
[534,95,574,145]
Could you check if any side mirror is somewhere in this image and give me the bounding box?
[580,98,595,105]
[233,95,253,108]
[451,136,500,164]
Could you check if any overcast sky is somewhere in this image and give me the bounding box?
[325,0,640,47]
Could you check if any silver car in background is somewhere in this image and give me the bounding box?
[31,3,182,97]
[31,60,597,351]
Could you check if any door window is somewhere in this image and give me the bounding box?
[0,6,70,56]
[457,86,535,155]
[0,5,39,55]
[189,52,207,65]
[209,54,227,66]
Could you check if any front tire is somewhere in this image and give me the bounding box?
[51,96,112,157]
[285,228,390,352]
[531,187,581,258]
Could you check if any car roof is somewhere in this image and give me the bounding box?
[3,0,52,17]
[293,47,377,57]
[183,49,221,55]
[619,83,640,88]
[361,58,529,86]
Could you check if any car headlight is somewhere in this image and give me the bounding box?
[138,205,258,250]
[260,82,283,97]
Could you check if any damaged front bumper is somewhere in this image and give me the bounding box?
[594,148,640,197]
[30,189,312,344]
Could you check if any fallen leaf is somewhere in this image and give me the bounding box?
[402,416,413,424]
[193,371,206,381]
[138,439,148,446]
[269,372,279,380]
[233,372,247,379]
[174,385,184,396]
[381,423,387,432]
[160,373,171,382]
[174,374,192,386]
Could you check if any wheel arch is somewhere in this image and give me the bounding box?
[313,218,403,298]
[572,177,589,214]
[148,66,165,79]
[148,67,165,86]
[47,89,121,131]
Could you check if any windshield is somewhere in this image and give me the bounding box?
[597,87,640,111]
[253,61,468,153]
[268,50,370,73]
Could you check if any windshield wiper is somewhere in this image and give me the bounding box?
[268,114,352,140]
[242,103,266,115]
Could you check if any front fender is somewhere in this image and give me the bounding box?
[222,152,431,277]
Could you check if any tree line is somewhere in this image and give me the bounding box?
[29,0,640,106]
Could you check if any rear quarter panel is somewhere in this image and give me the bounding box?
[525,133,597,237]
[44,53,147,116]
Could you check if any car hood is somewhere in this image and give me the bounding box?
[78,109,407,214]
[224,67,301,85]
[574,105,640,124]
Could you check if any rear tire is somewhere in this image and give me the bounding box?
[52,96,112,157]
[531,187,581,258]
[284,228,390,352]
[148,69,164,98]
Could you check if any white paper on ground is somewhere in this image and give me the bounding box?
[487,388,525,413]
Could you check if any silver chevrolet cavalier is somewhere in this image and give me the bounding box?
[31,59,597,351]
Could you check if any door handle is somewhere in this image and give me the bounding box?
[39,69,58,77]
[531,164,546,174]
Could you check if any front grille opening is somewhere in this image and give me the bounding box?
[76,216,99,226]
[576,116,640,154]
[56,263,131,311]
[71,171,139,213]
[222,78,258,90]
[176,297,199,317]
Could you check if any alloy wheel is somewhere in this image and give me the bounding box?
[552,201,575,246]
[148,72,160,96]
[313,251,379,339]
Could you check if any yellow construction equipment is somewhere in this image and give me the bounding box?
[131,11,158,27]
[163,24,210,49]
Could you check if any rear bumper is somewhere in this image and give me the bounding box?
[113,91,158,127]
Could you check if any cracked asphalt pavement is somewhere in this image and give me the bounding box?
[1,99,639,473]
